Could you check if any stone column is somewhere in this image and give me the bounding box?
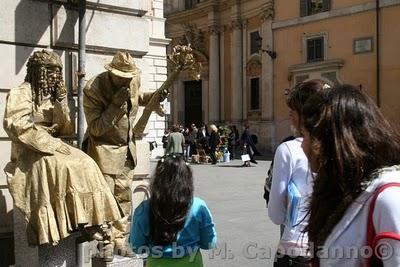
[202,74,210,124]
[231,19,243,123]
[208,24,220,123]
[261,4,274,121]
[230,0,243,123]
[241,20,248,121]
[219,30,225,121]
[260,2,276,151]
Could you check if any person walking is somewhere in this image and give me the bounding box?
[129,154,217,267]
[240,124,259,165]
[166,125,185,155]
[268,80,325,266]
[228,125,237,160]
[301,85,400,266]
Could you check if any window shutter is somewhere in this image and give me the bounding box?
[322,0,331,12]
[300,0,308,17]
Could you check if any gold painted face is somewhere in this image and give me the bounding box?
[109,71,132,89]
[46,66,62,88]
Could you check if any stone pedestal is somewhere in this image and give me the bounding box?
[92,255,144,267]
[76,241,98,267]
[13,208,38,267]
[38,233,80,267]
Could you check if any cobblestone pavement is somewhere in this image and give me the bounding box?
[151,159,279,267]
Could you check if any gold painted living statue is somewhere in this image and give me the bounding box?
[83,46,201,260]
[3,50,121,250]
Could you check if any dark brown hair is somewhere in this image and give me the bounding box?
[149,154,193,245]
[286,80,328,115]
[302,85,400,248]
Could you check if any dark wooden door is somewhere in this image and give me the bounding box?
[184,80,202,127]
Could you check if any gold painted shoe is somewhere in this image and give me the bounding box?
[97,241,115,262]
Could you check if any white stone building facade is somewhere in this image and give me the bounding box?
[0,0,169,263]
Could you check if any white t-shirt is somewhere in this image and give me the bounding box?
[268,137,313,257]
[320,167,400,267]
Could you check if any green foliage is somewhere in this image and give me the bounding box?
[218,124,229,136]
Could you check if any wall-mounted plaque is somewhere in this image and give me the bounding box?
[353,37,373,54]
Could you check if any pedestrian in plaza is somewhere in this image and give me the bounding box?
[197,123,209,151]
[183,127,191,160]
[166,125,185,155]
[162,129,170,155]
[189,123,199,156]
[302,85,400,266]
[268,80,326,266]
[228,125,237,160]
[209,124,221,165]
[240,124,259,166]
[129,154,217,267]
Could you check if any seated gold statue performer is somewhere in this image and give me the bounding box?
[3,50,121,259]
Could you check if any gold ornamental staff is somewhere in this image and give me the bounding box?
[133,45,202,134]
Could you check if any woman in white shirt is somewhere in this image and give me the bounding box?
[301,85,400,266]
[268,80,326,266]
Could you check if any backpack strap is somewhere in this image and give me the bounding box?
[367,182,400,266]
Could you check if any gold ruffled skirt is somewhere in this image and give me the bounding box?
[5,144,122,246]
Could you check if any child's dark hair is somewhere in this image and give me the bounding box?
[149,154,194,245]
[286,79,328,114]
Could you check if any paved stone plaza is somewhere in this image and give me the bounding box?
[150,159,279,267]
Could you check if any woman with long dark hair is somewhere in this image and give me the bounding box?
[268,80,325,266]
[301,85,400,266]
[129,154,217,267]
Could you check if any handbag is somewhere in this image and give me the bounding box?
[367,182,400,267]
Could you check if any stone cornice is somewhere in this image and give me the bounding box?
[288,59,345,75]
[261,2,275,21]
[149,37,171,46]
[166,1,218,24]
[166,0,275,35]
[273,0,400,29]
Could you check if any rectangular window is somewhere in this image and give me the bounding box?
[300,0,330,17]
[250,78,260,110]
[250,31,262,55]
[185,0,200,10]
[307,37,324,62]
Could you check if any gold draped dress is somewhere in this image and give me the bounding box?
[3,82,121,246]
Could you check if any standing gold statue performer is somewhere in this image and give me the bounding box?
[3,50,121,251]
[83,47,201,260]
[83,51,159,259]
